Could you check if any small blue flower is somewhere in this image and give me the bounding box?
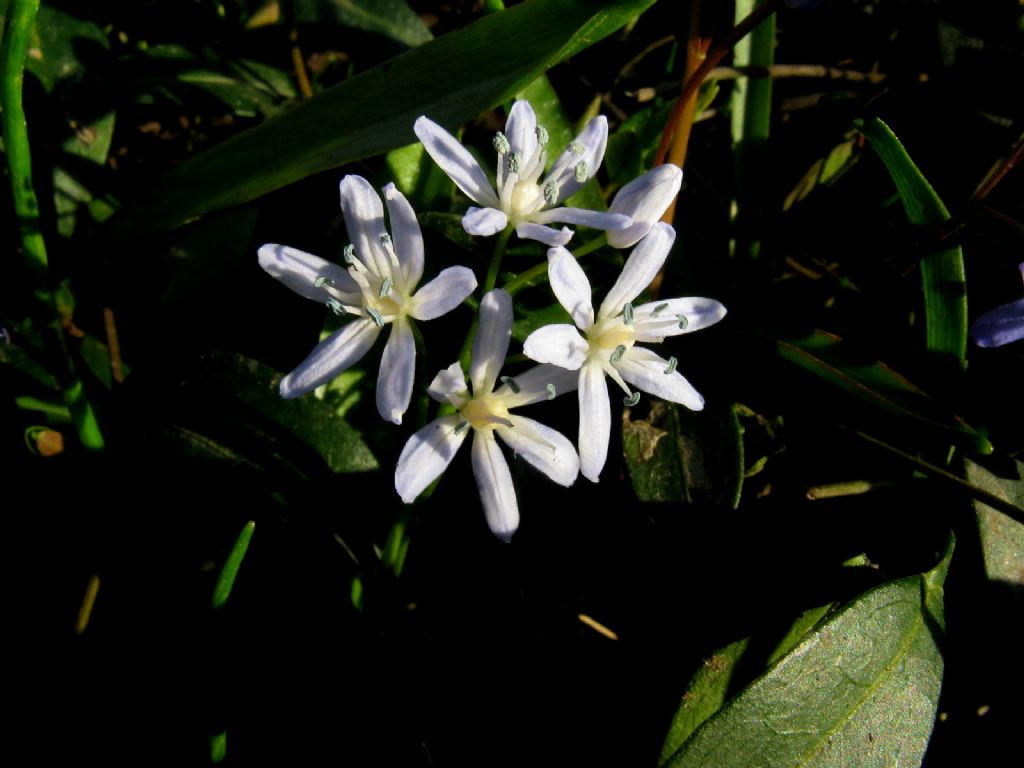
[970,263,1024,348]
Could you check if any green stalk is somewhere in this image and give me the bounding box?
[458,226,513,371]
[2,0,104,450]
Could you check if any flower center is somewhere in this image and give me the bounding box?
[510,180,544,220]
[587,316,636,360]
[460,396,512,431]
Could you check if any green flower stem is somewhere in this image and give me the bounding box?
[2,0,104,450]
[504,233,607,296]
[457,226,514,372]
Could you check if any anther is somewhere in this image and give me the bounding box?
[546,383,557,400]
[622,302,634,326]
[574,161,588,183]
[314,276,334,289]
[651,302,668,317]
[535,125,549,145]
[379,234,393,249]
[664,356,678,375]
[507,152,521,174]
[366,308,385,327]
[493,131,510,154]
[326,298,345,316]
[379,277,393,298]
[610,344,626,364]
[543,180,559,206]
[623,392,641,407]
[500,376,521,394]
[677,314,689,330]
[343,244,357,264]
[454,420,470,435]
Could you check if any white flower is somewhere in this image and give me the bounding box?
[395,289,580,541]
[259,175,478,425]
[606,164,683,249]
[414,100,631,247]
[522,222,727,482]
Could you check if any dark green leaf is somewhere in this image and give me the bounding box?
[663,537,953,768]
[25,4,108,93]
[511,301,572,343]
[295,0,433,48]
[108,0,656,238]
[212,520,255,608]
[964,458,1024,587]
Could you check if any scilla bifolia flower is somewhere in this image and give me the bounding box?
[523,223,727,482]
[606,164,683,249]
[259,175,477,424]
[395,290,580,541]
[414,100,631,247]
[970,262,1024,348]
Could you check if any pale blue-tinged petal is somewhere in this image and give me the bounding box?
[633,297,727,342]
[607,164,683,248]
[383,183,423,290]
[533,207,631,232]
[339,175,391,278]
[409,266,478,321]
[280,319,380,399]
[578,360,610,483]
[258,244,358,302]
[463,206,509,237]
[546,115,608,202]
[471,431,519,542]
[470,289,513,395]
[376,316,415,424]
[547,246,594,330]
[497,415,579,487]
[414,116,501,209]
[522,324,589,370]
[395,414,468,503]
[515,221,573,247]
[428,361,468,406]
[498,364,580,408]
[505,100,538,164]
[617,346,705,411]
[597,222,676,321]
[970,298,1024,348]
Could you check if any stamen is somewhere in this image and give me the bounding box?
[622,302,634,326]
[610,345,626,364]
[535,125,549,145]
[314,276,334,289]
[546,383,557,400]
[343,244,357,265]
[677,314,689,330]
[569,141,584,156]
[664,356,678,375]
[493,131,510,154]
[366,308,385,327]
[379,277,393,298]
[507,152,521,174]
[500,376,521,394]
[651,302,669,317]
[574,161,588,183]
[379,234,393,249]
[326,298,346,316]
[543,180,559,206]
[623,392,641,407]
[454,421,470,435]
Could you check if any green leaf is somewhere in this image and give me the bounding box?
[209,730,227,764]
[858,117,967,365]
[664,537,953,768]
[108,0,656,238]
[776,329,991,453]
[511,301,572,343]
[964,458,1024,587]
[212,520,255,609]
[295,0,433,48]
[25,4,108,93]
[385,142,451,210]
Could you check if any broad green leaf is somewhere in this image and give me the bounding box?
[776,329,991,453]
[664,537,953,768]
[511,301,572,343]
[385,142,451,210]
[212,520,255,608]
[858,117,967,365]
[295,0,433,48]
[964,458,1024,587]
[108,0,656,238]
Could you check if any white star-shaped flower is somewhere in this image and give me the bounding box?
[395,289,580,541]
[522,222,727,482]
[414,99,631,247]
[606,164,683,249]
[259,175,477,425]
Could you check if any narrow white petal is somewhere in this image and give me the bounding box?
[597,222,676,320]
[545,115,609,201]
[339,175,391,278]
[258,244,358,302]
[395,414,468,503]
[375,316,415,424]
[633,297,727,341]
[471,431,519,541]
[279,319,380,399]
[414,116,501,209]
[498,363,580,408]
[383,183,424,290]
[547,246,594,329]
[617,346,705,411]
[971,298,1024,348]
[427,361,468,406]
[607,164,683,248]
[533,207,631,232]
[463,206,509,237]
[515,222,573,246]
[522,324,589,370]
[578,360,610,483]
[409,266,478,321]
[505,100,538,163]
[470,289,512,395]
[497,415,579,487]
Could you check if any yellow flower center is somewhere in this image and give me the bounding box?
[461,396,512,431]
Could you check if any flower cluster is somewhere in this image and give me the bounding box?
[259,99,727,540]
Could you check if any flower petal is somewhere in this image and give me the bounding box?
[578,360,610,483]
[546,245,594,329]
[280,319,380,399]
[546,115,608,202]
[970,297,1024,348]
[533,207,631,232]
[383,182,424,290]
[617,346,704,410]
[607,164,684,248]
[395,414,468,503]
[505,100,538,165]
[428,361,468,406]
[471,431,519,542]
[522,324,589,370]
[463,206,509,237]
[409,266,478,321]
[470,289,513,394]
[633,297,727,342]
[497,363,581,408]
[597,222,676,320]
[497,415,579,487]
[414,116,501,209]
[339,175,391,278]
[515,221,573,246]
[376,316,415,424]
[258,244,358,302]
